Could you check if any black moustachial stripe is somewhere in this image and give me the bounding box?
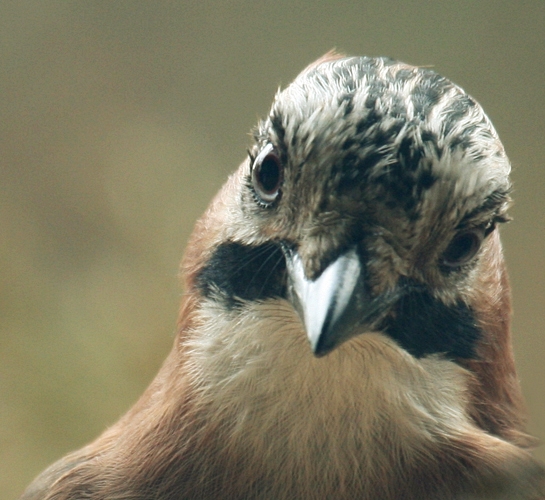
[198,242,481,360]
[195,241,287,308]
[382,287,481,359]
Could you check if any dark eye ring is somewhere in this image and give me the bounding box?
[251,144,283,205]
[441,229,484,268]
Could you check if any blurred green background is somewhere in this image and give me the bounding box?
[1,1,543,497]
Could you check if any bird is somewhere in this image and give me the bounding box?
[22,53,545,500]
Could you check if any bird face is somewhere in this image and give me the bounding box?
[187,56,511,361]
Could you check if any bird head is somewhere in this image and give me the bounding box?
[183,54,512,358]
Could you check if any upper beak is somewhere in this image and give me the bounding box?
[283,245,396,356]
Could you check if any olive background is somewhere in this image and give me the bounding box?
[1,2,544,497]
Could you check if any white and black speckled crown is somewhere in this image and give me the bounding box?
[254,56,511,226]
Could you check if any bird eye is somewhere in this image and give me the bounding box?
[251,144,283,205]
[441,230,484,268]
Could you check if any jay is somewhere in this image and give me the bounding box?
[22,54,545,499]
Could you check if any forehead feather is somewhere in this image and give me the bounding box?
[256,56,510,220]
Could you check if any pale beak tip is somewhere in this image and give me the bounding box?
[307,325,335,357]
[311,341,333,358]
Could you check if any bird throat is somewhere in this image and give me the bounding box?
[183,299,480,496]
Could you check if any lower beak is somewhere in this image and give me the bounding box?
[283,246,396,356]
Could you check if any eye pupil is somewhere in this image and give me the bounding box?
[251,144,283,205]
[257,155,281,193]
[442,230,483,267]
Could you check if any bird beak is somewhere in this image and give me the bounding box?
[284,245,392,356]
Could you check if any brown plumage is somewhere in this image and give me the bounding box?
[22,54,545,499]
